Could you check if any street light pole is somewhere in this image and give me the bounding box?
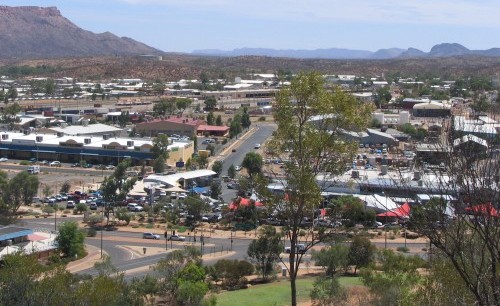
[383,191,387,249]
[230,231,233,251]
[54,204,57,231]
[100,207,104,258]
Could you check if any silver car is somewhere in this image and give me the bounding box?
[142,232,160,240]
[168,234,186,241]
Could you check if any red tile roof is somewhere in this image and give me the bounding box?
[197,124,229,132]
[142,116,204,126]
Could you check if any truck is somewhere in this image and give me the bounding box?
[27,165,40,174]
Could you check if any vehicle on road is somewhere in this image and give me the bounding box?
[89,203,98,210]
[143,232,160,240]
[27,165,40,174]
[313,219,332,227]
[254,144,261,149]
[227,183,240,189]
[168,234,186,241]
[40,160,49,165]
[49,161,61,167]
[29,158,38,163]
[235,165,242,171]
[284,244,306,254]
[70,163,80,167]
[66,201,75,209]
[232,148,236,152]
[0,157,8,162]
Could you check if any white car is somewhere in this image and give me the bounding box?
[66,201,75,209]
[235,165,242,171]
[143,232,160,239]
[49,161,61,167]
[127,203,143,212]
[254,144,261,149]
[168,234,186,241]
[0,157,8,162]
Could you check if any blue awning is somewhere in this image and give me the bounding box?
[33,150,56,153]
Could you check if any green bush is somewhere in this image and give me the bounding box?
[20,160,30,165]
[42,206,55,215]
[75,203,88,214]
[87,228,97,237]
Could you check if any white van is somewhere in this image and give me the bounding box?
[27,165,40,174]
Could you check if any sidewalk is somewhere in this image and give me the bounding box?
[66,244,106,273]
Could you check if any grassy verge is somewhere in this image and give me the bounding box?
[215,276,361,306]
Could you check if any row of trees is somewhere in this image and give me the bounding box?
[153,97,192,116]
[0,170,39,224]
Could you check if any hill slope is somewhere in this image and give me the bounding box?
[0,6,162,59]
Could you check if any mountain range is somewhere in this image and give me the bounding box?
[193,44,500,59]
[0,5,500,60]
[0,6,161,59]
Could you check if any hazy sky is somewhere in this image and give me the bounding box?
[4,0,500,53]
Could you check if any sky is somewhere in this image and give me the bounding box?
[3,0,500,53]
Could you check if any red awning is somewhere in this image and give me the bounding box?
[377,203,411,218]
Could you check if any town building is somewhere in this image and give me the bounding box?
[135,116,204,137]
[0,131,193,166]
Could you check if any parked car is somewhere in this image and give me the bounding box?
[29,157,38,163]
[49,161,61,167]
[168,234,186,241]
[177,192,187,200]
[254,143,261,149]
[89,203,98,210]
[127,203,143,212]
[0,157,8,162]
[66,200,75,209]
[105,165,115,170]
[70,163,80,167]
[235,165,242,171]
[143,232,160,240]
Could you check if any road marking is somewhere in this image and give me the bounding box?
[117,245,138,260]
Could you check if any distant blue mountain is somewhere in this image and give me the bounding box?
[193,43,500,59]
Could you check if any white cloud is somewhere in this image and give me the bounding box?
[114,0,500,27]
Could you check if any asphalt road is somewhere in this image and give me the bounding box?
[218,123,276,203]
